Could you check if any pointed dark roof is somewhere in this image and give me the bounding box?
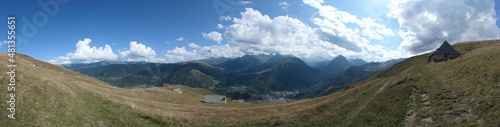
[433,40,461,55]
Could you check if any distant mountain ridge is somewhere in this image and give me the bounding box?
[296,58,405,99]
[217,54,264,71]
[234,54,325,90]
[64,53,401,101]
[314,54,367,76]
[72,54,332,100]
[189,57,232,65]
[61,61,149,70]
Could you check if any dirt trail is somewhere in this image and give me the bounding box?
[405,87,433,126]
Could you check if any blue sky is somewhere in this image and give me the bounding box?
[1,0,499,64]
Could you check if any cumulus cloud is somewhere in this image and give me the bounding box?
[202,31,223,44]
[239,1,252,5]
[176,37,184,41]
[304,0,394,41]
[388,0,500,54]
[0,40,7,48]
[161,5,405,63]
[358,17,395,40]
[200,44,245,58]
[48,38,118,64]
[119,41,157,61]
[164,44,245,63]
[221,7,403,62]
[217,24,224,29]
[219,16,232,21]
[188,43,201,49]
[279,2,290,10]
[315,29,362,52]
[225,8,325,55]
[164,47,201,62]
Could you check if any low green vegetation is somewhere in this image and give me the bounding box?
[0,40,499,126]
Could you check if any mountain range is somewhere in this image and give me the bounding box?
[296,58,405,99]
[314,54,367,76]
[64,53,401,101]
[2,40,500,126]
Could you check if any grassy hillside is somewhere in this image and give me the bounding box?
[297,58,405,99]
[1,40,499,126]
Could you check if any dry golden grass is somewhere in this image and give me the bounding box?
[1,40,499,126]
[0,52,390,126]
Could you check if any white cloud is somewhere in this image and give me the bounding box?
[0,41,7,48]
[357,17,394,40]
[388,0,500,54]
[303,0,323,8]
[200,44,244,58]
[222,7,403,62]
[219,16,232,21]
[303,0,394,41]
[160,6,404,63]
[188,43,201,49]
[119,41,157,61]
[48,38,118,64]
[144,57,166,63]
[176,37,184,41]
[164,44,244,63]
[239,1,252,5]
[202,31,223,44]
[279,2,290,10]
[164,47,201,63]
[225,8,325,55]
[217,24,224,29]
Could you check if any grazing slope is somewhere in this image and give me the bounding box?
[1,40,499,126]
[297,58,405,99]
